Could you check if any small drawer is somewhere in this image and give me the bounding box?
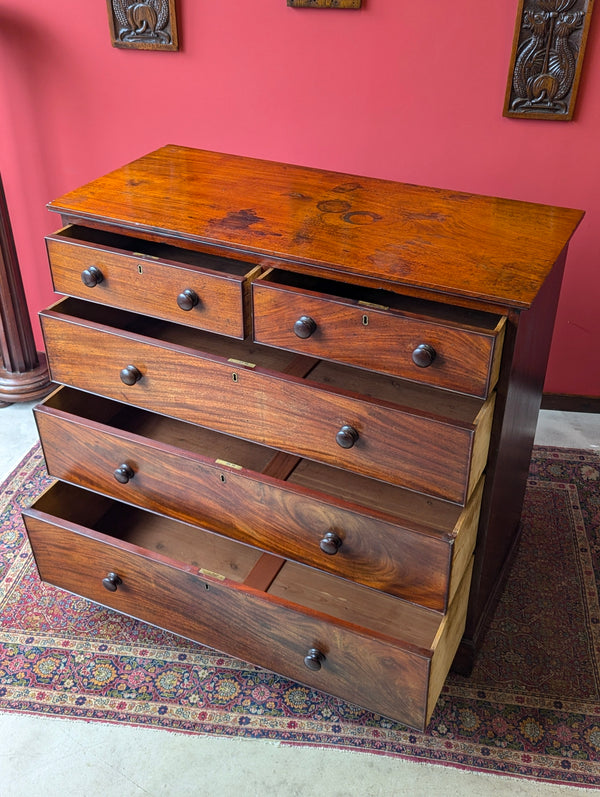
[40,299,496,504]
[35,387,484,612]
[253,269,506,398]
[46,225,261,339]
[23,482,474,731]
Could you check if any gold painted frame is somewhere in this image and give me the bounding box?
[287,1,361,8]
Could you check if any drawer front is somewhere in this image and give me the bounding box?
[41,306,494,503]
[47,229,260,339]
[35,394,483,611]
[252,274,506,398]
[23,489,473,730]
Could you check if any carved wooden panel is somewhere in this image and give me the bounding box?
[288,0,361,7]
[107,0,179,51]
[504,0,594,120]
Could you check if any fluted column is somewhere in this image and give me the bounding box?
[0,174,51,406]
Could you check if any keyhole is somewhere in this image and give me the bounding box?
[137,264,143,274]
[232,373,238,383]
[362,314,369,326]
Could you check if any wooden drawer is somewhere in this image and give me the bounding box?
[23,481,474,732]
[35,387,484,612]
[46,225,260,339]
[253,269,506,398]
[40,299,495,504]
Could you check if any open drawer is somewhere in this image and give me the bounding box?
[46,225,261,339]
[35,386,484,612]
[252,268,506,398]
[40,298,495,504]
[23,481,473,731]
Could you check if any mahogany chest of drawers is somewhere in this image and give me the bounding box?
[23,146,583,731]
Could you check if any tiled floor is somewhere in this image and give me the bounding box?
[1,401,598,796]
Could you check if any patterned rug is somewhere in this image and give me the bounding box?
[1,444,600,787]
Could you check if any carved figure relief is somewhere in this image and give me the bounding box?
[107,0,179,51]
[504,0,594,120]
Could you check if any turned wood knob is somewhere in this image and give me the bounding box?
[412,343,436,368]
[304,648,325,671]
[81,265,104,287]
[336,425,359,449]
[102,572,122,592]
[119,365,142,386]
[114,463,134,484]
[177,288,199,311]
[293,316,317,339]
[320,531,343,555]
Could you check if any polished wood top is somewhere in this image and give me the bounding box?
[48,145,583,310]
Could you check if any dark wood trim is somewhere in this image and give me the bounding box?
[454,246,568,675]
[0,174,51,406]
[541,393,600,413]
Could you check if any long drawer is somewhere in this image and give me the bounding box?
[23,481,474,732]
[253,268,506,397]
[40,298,495,504]
[46,225,260,339]
[35,386,483,612]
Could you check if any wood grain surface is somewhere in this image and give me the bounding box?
[23,482,461,730]
[35,389,484,611]
[40,300,492,503]
[47,146,584,310]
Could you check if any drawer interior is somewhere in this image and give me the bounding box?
[46,297,308,376]
[52,225,253,278]
[41,387,279,475]
[31,481,261,584]
[40,387,475,537]
[308,360,488,424]
[28,482,444,648]
[260,269,504,333]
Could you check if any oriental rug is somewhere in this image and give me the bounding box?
[1,444,599,787]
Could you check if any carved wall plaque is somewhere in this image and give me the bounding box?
[107,0,179,51]
[504,0,594,120]
[287,1,361,7]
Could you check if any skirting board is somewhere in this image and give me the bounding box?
[541,393,600,413]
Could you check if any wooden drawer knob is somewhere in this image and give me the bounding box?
[81,265,104,287]
[304,648,325,671]
[177,288,199,311]
[114,463,134,484]
[336,424,359,449]
[102,572,122,592]
[412,343,436,368]
[120,365,142,386]
[293,316,317,339]
[320,531,343,555]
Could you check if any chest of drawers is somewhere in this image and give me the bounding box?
[23,146,583,730]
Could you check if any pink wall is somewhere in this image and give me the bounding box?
[1,1,599,395]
